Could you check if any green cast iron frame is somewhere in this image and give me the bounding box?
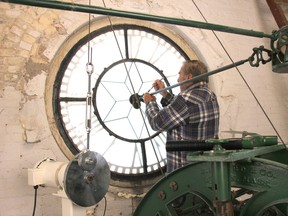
[134,137,288,216]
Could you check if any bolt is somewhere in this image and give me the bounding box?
[84,173,94,184]
[169,181,178,191]
[158,191,166,200]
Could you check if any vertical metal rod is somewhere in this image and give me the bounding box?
[86,60,93,150]
[212,161,234,216]
[211,144,233,216]
[213,162,231,201]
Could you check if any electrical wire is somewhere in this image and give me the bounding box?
[92,196,107,216]
[192,0,285,145]
[32,185,38,216]
[102,196,107,216]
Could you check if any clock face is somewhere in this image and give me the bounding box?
[53,23,190,179]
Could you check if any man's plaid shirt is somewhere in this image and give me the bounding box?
[145,82,220,173]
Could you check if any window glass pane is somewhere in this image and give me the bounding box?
[54,24,189,178]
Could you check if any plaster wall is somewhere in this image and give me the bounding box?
[0,0,287,216]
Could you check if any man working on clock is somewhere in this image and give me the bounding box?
[143,60,220,173]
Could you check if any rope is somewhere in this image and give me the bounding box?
[101,0,165,175]
[85,0,94,149]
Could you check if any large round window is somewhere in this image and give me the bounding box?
[46,18,197,181]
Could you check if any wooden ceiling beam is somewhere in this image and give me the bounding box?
[266,0,288,28]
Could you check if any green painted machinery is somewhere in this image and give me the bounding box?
[134,135,288,216]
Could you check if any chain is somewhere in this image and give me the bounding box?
[248,46,272,67]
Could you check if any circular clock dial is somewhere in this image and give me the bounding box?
[53,23,190,179]
[93,58,171,142]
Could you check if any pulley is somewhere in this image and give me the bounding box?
[64,150,110,207]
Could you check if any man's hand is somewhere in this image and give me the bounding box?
[143,93,156,105]
[153,79,168,97]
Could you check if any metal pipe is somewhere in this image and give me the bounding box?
[150,58,250,96]
[0,0,274,39]
[129,58,250,109]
